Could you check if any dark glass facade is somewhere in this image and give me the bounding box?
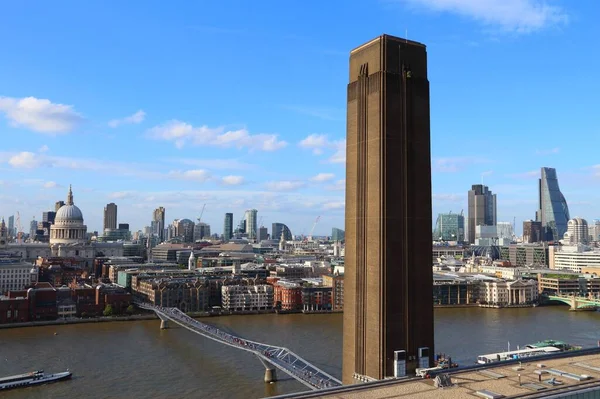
[271,223,292,241]
[223,213,233,240]
[537,167,570,241]
[433,213,464,242]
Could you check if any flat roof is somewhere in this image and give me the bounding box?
[350,34,426,54]
[274,349,600,399]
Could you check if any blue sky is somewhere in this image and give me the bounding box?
[0,0,599,236]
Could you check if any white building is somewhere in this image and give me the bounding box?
[564,217,589,245]
[221,284,273,311]
[0,260,38,294]
[551,245,600,273]
[480,279,538,306]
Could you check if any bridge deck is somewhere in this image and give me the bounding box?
[137,303,342,390]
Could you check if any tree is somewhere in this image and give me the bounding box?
[126,304,135,315]
[103,304,114,317]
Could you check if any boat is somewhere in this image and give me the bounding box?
[477,340,581,365]
[0,370,72,391]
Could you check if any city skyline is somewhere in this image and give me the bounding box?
[1,1,600,234]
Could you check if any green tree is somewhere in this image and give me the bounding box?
[126,304,135,315]
[103,304,114,317]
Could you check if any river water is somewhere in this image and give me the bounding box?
[1,306,600,398]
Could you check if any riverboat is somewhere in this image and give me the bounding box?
[477,340,581,365]
[0,370,72,391]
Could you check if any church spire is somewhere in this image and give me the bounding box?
[67,184,74,205]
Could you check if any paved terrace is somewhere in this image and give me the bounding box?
[271,348,600,399]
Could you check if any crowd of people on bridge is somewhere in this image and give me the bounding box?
[156,306,339,390]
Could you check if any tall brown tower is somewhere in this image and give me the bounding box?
[343,35,434,383]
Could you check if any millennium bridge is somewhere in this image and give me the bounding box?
[548,294,600,310]
[136,302,342,390]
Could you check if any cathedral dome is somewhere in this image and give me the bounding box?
[56,204,84,222]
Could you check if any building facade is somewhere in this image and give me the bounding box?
[344,35,434,382]
[433,212,464,242]
[332,228,345,242]
[224,213,233,241]
[221,284,273,311]
[523,220,543,243]
[103,202,117,231]
[272,223,293,241]
[565,217,588,245]
[467,184,497,244]
[152,207,166,242]
[49,186,88,245]
[537,167,570,241]
[245,209,258,241]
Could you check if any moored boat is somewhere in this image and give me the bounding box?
[0,370,72,391]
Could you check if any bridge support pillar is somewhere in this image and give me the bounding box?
[264,367,277,383]
[160,319,169,329]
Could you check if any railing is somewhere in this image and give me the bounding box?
[136,302,342,390]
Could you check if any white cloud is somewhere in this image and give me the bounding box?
[322,201,345,210]
[108,110,146,128]
[326,179,346,191]
[8,152,43,168]
[399,0,568,34]
[38,145,49,153]
[43,181,59,189]
[311,173,335,182]
[299,134,346,163]
[147,120,287,151]
[169,169,211,182]
[265,181,305,192]
[222,175,245,185]
[0,96,84,133]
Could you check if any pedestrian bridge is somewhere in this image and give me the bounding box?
[548,295,600,310]
[136,302,342,390]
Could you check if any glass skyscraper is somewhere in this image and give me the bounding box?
[272,222,292,241]
[433,212,464,242]
[537,167,570,241]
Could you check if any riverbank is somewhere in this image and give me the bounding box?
[0,314,159,329]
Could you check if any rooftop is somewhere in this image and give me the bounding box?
[277,349,600,399]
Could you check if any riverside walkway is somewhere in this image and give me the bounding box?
[136,302,342,390]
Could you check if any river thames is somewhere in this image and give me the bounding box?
[2,306,600,398]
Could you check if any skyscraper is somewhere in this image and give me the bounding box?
[537,167,570,241]
[245,209,258,241]
[152,207,166,242]
[272,223,292,241]
[523,220,542,243]
[55,201,65,212]
[7,215,14,237]
[343,35,434,383]
[565,217,588,245]
[103,202,118,231]
[467,184,497,244]
[331,227,345,242]
[223,213,233,241]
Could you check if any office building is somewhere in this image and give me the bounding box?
[590,220,600,242]
[174,219,194,243]
[245,209,258,240]
[152,207,166,242]
[118,223,129,231]
[29,219,37,238]
[224,213,233,241]
[343,34,434,383]
[272,223,292,241]
[257,226,268,242]
[332,227,345,242]
[564,217,588,245]
[523,220,542,243]
[467,184,497,244]
[433,212,464,242]
[103,202,117,231]
[537,167,570,241]
[55,201,65,212]
[7,215,14,237]
[42,211,56,225]
[194,222,211,241]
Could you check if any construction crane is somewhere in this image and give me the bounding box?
[15,212,23,243]
[197,204,206,224]
[307,216,321,241]
[258,216,264,228]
